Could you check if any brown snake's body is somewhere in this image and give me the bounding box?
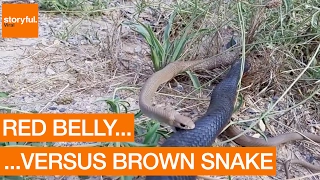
[139,47,320,178]
[139,50,240,130]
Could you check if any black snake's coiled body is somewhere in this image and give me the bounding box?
[145,59,250,180]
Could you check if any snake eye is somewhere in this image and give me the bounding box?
[180,123,186,127]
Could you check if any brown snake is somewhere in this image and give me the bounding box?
[138,46,320,178]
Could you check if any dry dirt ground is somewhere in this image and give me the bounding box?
[0,1,320,180]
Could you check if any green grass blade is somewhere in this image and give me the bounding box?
[0,92,9,98]
[143,122,161,145]
[186,70,201,91]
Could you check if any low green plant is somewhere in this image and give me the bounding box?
[0,176,29,180]
[39,0,85,11]
[129,11,187,71]
[125,10,210,90]
[0,92,9,98]
[95,87,168,147]
[39,0,107,16]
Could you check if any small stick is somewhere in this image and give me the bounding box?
[39,83,70,113]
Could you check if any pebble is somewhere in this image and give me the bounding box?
[80,40,87,45]
[48,106,57,110]
[134,46,142,53]
[45,67,56,75]
[272,95,279,102]
[59,108,66,112]
[174,84,184,92]
[245,108,258,114]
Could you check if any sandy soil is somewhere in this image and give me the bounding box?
[0,1,320,180]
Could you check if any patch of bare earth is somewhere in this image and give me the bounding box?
[0,1,319,180]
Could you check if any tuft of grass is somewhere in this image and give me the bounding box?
[126,11,191,71]
[39,0,86,11]
[39,0,107,16]
[48,17,84,40]
[125,8,215,90]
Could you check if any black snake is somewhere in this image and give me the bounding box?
[142,58,320,180]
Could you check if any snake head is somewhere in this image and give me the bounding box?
[171,112,196,129]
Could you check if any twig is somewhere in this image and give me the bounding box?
[39,83,70,113]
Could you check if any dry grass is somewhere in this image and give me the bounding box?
[0,0,320,180]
